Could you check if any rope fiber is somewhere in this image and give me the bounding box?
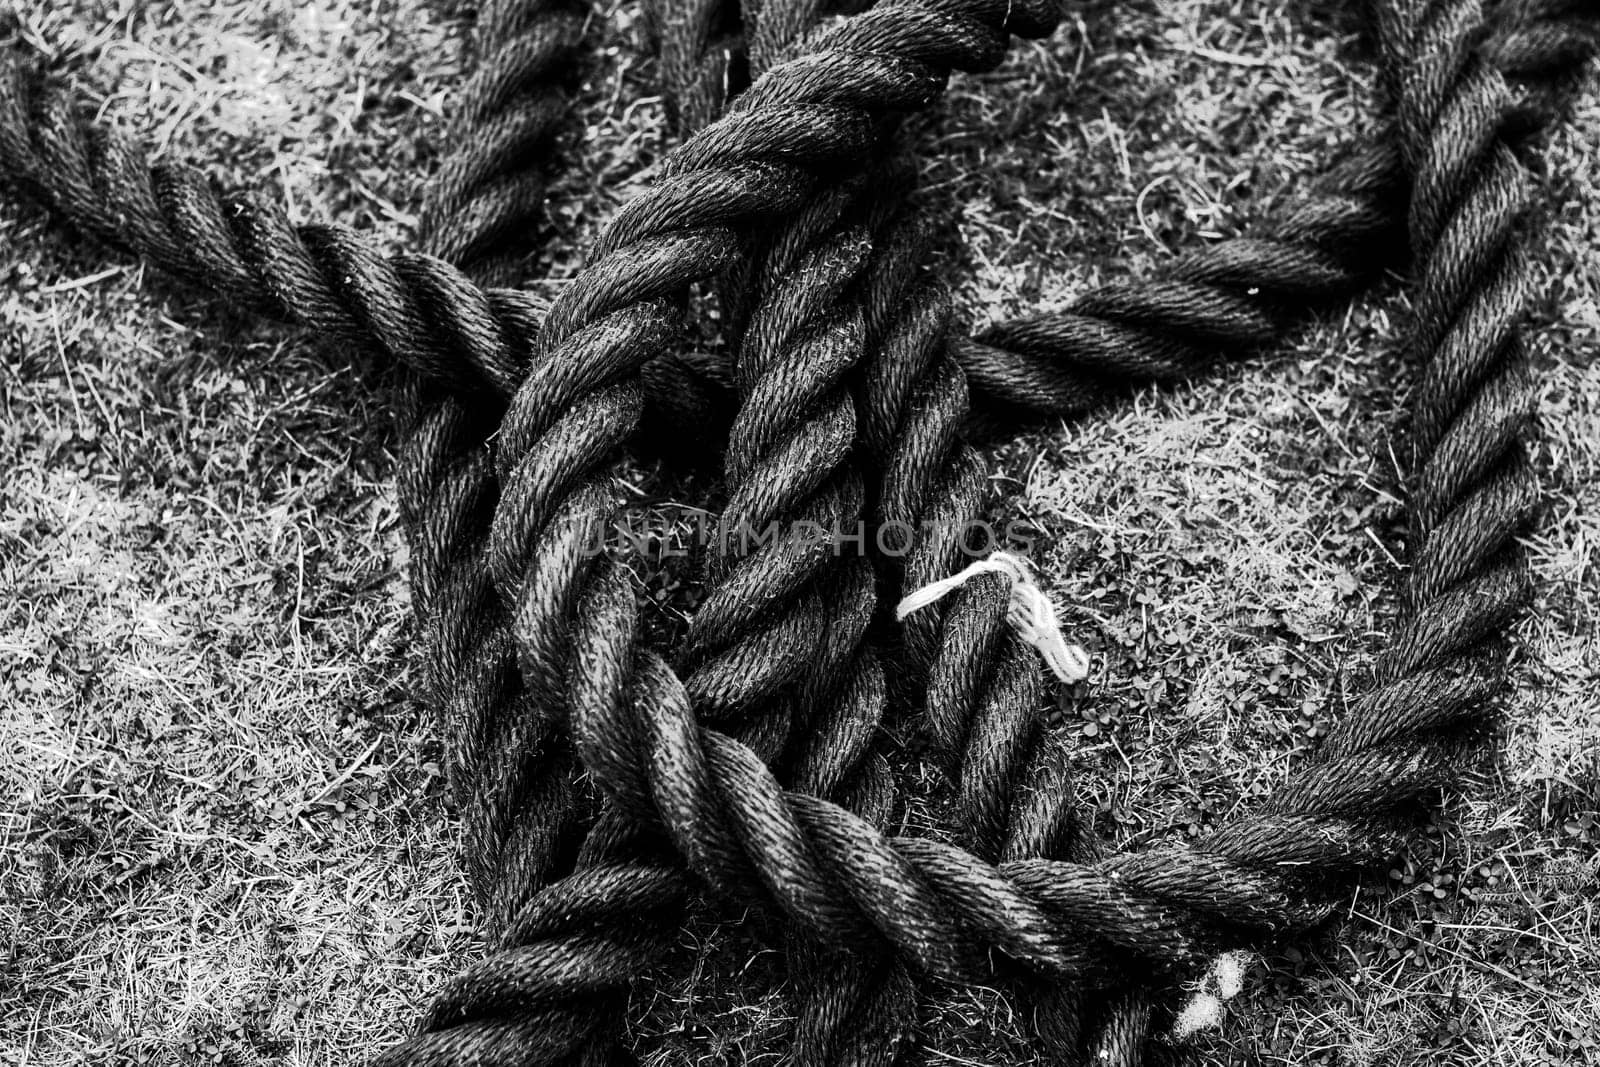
[1,0,1595,1061]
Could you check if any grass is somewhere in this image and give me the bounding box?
[1,0,1597,1064]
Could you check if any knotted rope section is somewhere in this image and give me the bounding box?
[398,1,1574,1059]
[389,3,1577,1062]
[0,0,1594,1062]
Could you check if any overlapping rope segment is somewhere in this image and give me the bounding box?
[392,5,1582,1066]
[382,3,1075,1060]
[643,9,948,1058]
[0,2,1062,1058]
[633,4,1590,1058]
[694,0,1593,1059]
[398,0,591,937]
[405,2,913,1059]
[0,0,1591,1061]
[693,10,1120,1052]
[408,0,1576,1057]
[2,6,1587,419]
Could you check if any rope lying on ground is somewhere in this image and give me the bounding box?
[418,0,584,283]
[849,147,1134,1061]
[0,38,721,444]
[0,0,1590,1061]
[759,3,1584,1057]
[397,0,592,936]
[646,3,1112,1053]
[405,7,906,1059]
[603,9,922,1060]
[763,19,1596,1053]
[703,193,913,1065]
[394,3,1569,1061]
[0,8,1049,1062]
[0,67,524,399]
[957,0,1598,419]
[647,0,744,135]
[380,2,1071,1061]
[3,6,1587,426]
[662,4,1586,1059]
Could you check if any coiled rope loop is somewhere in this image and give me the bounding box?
[394,3,1570,1059]
[0,0,1591,1061]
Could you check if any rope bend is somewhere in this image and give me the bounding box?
[395,0,1580,1058]
[381,1,1070,1060]
[954,0,1599,421]
[0,0,1588,1060]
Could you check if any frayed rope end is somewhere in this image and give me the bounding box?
[896,551,1089,683]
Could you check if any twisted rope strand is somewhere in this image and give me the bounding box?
[833,170,1121,1054]
[658,1,1104,1049]
[861,16,1594,1046]
[647,0,745,135]
[955,3,1597,420]
[379,3,1068,1059]
[397,0,598,937]
[476,0,1062,911]
[0,63,536,399]
[3,5,1586,423]
[836,10,1589,1001]
[706,103,922,1067]
[419,0,585,283]
[3,0,1588,1059]
[406,6,1580,1059]
[660,8,940,1055]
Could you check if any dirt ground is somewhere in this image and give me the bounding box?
[2,1,1597,1064]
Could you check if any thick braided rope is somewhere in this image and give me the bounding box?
[372,4,1069,1060]
[387,0,1107,1049]
[645,12,928,1058]
[400,9,1579,1060]
[0,52,739,458]
[403,6,907,1052]
[651,6,942,1050]
[654,3,1090,1050]
[2,5,1584,420]
[396,0,595,934]
[0,0,588,932]
[418,0,584,281]
[719,8,1110,1050]
[845,5,1590,1057]
[400,4,1587,991]
[844,19,1597,1050]
[1380,0,1548,622]
[478,0,1060,868]
[0,0,1574,1055]
[860,0,1593,895]
[704,186,919,1063]
[0,63,538,400]
[647,0,905,844]
[647,0,744,135]
[688,8,1510,1055]
[623,3,919,1055]
[955,0,1598,419]
[849,148,1130,1061]
[707,21,930,1060]
[0,7,1057,1057]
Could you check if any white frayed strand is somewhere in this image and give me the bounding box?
[895,552,1089,683]
[1171,951,1255,1041]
